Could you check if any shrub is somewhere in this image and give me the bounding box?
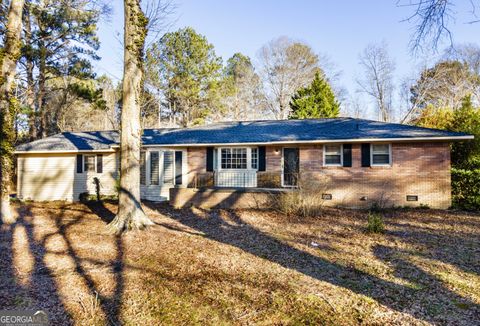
[451,168,480,210]
[273,174,328,218]
[366,212,384,234]
[79,192,90,203]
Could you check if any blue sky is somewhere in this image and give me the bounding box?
[94,0,479,117]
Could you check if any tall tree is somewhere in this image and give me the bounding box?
[108,0,153,232]
[357,41,395,122]
[0,0,25,223]
[145,27,227,127]
[411,60,478,110]
[258,37,320,120]
[222,52,263,121]
[18,0,107,139]
[289,72,340,119]
[450,96,480,169]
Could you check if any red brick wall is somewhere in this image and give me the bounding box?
[296,142,451,209]
[265,146,282,172]
[185,142,452,209]
[187,147,207,186]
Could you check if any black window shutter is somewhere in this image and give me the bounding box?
[343,144,352,167]
[258,146,266,171]
[206,147,214,172]
[175,151,183,185]
[76,154,83,173]
[96,154,103,173]
[361,143,371,167]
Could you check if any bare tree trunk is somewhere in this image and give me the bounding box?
[108,0,153,233]
[38,44,47,138]
[0,0,25,224]
[24,5,37,141]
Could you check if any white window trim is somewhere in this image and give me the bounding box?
[140,148,187,187]
[323,144,343,167]
[217,147,257,171]
[370,143,392,166]
[251,147,259,170]
[83,154,97,173]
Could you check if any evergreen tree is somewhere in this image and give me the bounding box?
[289,72,340,119]
[20,0,107,138]
[146,27,228,127]
[450,96,480,169]
[223,53,263,120]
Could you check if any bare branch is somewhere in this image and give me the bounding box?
[142,0,177,47]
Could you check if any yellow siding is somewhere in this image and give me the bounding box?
[17,152,118,201]
[16,148,187,202]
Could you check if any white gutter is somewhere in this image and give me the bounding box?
[15,148,117,154]
[15,135,473,153]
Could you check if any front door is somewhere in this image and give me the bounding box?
[283,148,299,186]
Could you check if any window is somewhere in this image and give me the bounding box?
[140,151,146,185]
[251,148,258,169]
[221,148,247,169]
[163,151,174,184]
[84,155,96,172]
[324,145,342,166]
[150,151,159,185]
[371,144,391,165]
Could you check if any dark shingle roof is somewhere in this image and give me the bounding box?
[16,118,472,152]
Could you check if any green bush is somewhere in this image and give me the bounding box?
[366,212,384,234]
[452,168,480,210]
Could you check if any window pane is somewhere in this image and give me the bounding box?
[84,155,96,172]
[163,151,174,184]
[221,148,230,169]
[221,148,247,169]
[373,154,390,164]
[140,151,146,185]
[150,152,159,185]
[372,144,389,154]
[251,148,258,169]
[213,149,218,170]
[325,145,341,155]
[325,155,341,165]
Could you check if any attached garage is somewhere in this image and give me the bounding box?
[17,151,119,201]
[17,153,77,201]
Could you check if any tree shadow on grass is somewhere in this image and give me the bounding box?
[0,205,74,325]
[0,202,126,325]
[145,202,480,325]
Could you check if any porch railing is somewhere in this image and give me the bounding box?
[215,171,257,188]
[190,172,300,189]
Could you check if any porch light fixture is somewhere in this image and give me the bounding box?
[360,196,368,201]
[406,195,418,201]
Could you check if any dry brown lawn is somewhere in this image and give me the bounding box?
[0,201,479,325]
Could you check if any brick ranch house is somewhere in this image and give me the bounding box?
[14,118,473,209]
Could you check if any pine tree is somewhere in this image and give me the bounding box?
[145,27,226,126]
[289,72,340,119]
[20,0,106,138]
